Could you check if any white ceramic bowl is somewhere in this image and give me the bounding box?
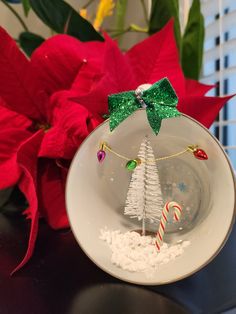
[66,111,236,285]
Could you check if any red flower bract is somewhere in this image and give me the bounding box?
[0,27,103,273]
[0,20,231,273]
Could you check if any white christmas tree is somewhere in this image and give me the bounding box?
[124,138,163,235]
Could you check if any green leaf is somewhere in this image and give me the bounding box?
[29,0,104,42]
[149,0,181,51]
[181,0,205,80]
[19,32,45,57]
[0,186,27,215]
[22,0,30,16]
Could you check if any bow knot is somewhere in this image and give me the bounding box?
[108,78,180,135]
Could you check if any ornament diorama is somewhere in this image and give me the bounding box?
[66,78,235,285]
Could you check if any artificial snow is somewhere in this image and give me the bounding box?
[100,228,190,274]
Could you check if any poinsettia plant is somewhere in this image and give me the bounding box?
[0,1,232,273]
[3,0,204,79]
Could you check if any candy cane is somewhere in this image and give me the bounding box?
[156,201,182,251]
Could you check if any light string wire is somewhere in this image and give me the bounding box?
[101,143,198,163]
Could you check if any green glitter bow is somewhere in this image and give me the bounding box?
[108,78,180,135]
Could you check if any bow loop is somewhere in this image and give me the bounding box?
[108,78,180,134]
[108,91,139,131]
[142,78,178,108]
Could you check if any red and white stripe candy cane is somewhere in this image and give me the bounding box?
[156,201,182,251]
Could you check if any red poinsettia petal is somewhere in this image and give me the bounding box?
[72,76,115,116]
[37,158,69,229]
[0,103,32,189]
[0,158,20,190]
[0,27,48,121]
[31,34,105,96]
[74,34,137,115]
[179,95,233,127]
[102,34,138,91]
[185,79,214,96]
[125,20,186,97]
[11,131,44,274]
[39,91,101,159]
[71,59,102,95]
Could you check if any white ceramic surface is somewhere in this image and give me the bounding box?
[66,111,236,285]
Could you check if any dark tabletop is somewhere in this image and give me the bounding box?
[0,212,235,314]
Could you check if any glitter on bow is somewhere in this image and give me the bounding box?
[108,78,181,135]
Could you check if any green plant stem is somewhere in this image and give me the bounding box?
[140,0,149,25]
[130,23,148,32]
[108,24,148,34]
[83,0,96,9]
[111,28,130,38]
[106,28,128,33]
[111,25,148,38]
[1,0,29,31]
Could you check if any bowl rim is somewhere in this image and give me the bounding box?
[65,112,236,285]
